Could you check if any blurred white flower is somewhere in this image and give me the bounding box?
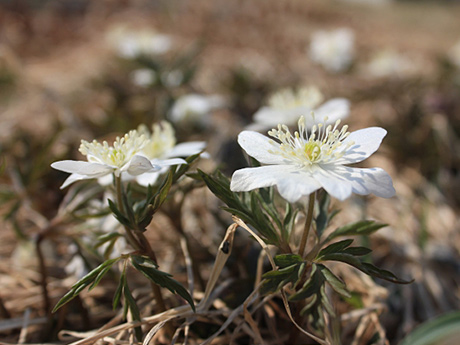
[169,94,226,126]
[309,28,355,73]
[135,121,207,186]
[51,130,159,189]
[107,26,172,59]
[247,86,350,131]
[131,68,157,87]
[161,70,184,88]
[364,49,417,79]
[231,115,395,202]
[448,39,460,69]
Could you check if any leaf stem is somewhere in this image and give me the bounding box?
[298,193,316,258]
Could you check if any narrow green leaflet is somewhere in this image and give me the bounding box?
[274,254,303,268]
[130,255,195,311]
[123,278,143,341]
[289,264,323,301]
[318,253,412,284]
[317,239,354,259]
[326,220,387,241]
[53,257,121,312]
[261,258,306,295]
[199,169,279,243]
[108,199,130,227]
[317,264,351,298]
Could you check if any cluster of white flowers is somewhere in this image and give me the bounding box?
[52,122,206,188]
[309,28,355,73]
[247,86,350,131]
[231,115,395,202]
[107,26,173,59]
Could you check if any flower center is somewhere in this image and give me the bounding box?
[79,130,147,169]
[267,87,323,110]
[267,116,353,167]
[139,121,176,159]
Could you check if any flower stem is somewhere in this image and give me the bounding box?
[298,193,316,258]
[114,175,168,316]
[115,175,141,252]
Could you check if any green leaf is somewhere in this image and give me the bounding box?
[151,170,173,211]
[317,264,351,298]
[131,255,195,311]
[343,246,372,256]
[289,264,324,301]
[399,311,460,345]
[95,232,122,249]
[260,260,306,295]
[317,239,354,259]
[108,199,129,226]
[327,220,387,241]
[53,257,121,312]
[315,192,331,238]
[319,253,411,284]
[274,254,304,268]
[122,277,143,341]
[113,272,125,310]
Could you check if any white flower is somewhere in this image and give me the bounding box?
[231,116,395,202]
[364,49,417,79]
[131,68,157,87]
[51,130,159,189]
[309,28,354,73]
[107,26,172,59]
[169,94,226,126]
[448,39,460,69]
[247,86,350,131]
[134,121,207,186]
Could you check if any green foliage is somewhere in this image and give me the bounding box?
[260,254,305,295]
[131,255,195,311]
[399,311,460,345]
[53,257,121,312]
[326,220,387,242]
[198,169,282,244]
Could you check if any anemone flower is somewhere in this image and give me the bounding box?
[247,86,349,131]
[51,130,159,189]
[231,116,395,202]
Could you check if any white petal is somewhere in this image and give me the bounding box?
[310,98,350,124]
[230,165,321,203]
[60,173,91,189]
[312,165,353,201]
[335,166,396,198]
[153,158,187,167]
[126,155,159,176]
[135,171,163,186]
[166,142,206,158]
[336,127,387,164]
[51,160,113,177]
[237,131,288,165]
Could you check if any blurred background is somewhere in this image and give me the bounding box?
[0,0,460,344]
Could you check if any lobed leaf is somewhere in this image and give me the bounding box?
[131,255,195,311]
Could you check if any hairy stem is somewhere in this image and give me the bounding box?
[114,175,167,315]
[298,193,316,258]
